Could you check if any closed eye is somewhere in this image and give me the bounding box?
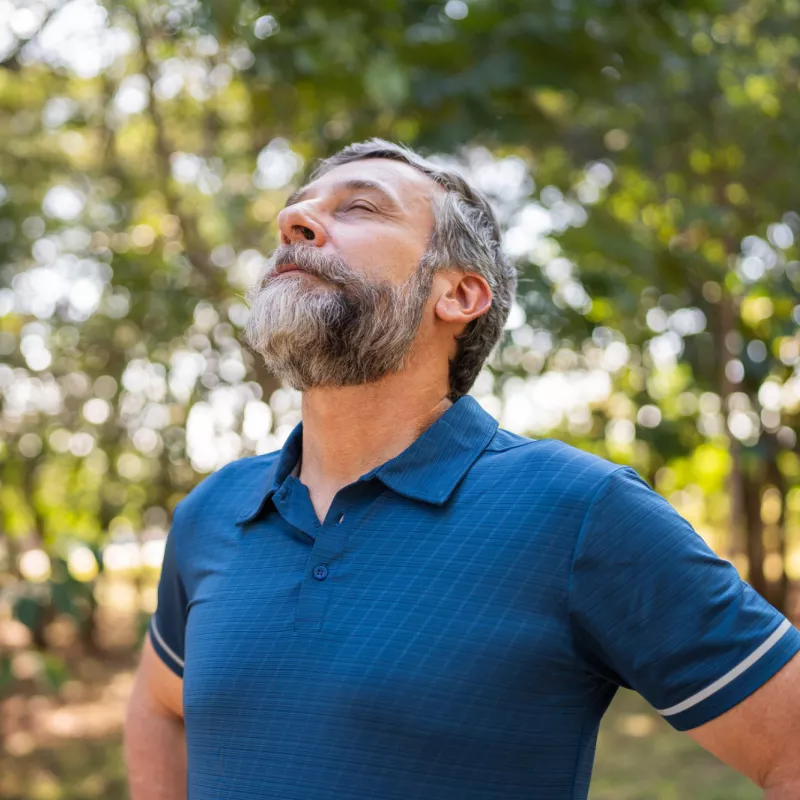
[346,202,376,212]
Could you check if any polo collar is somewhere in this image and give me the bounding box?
[236,395,498,525]
[235,422,303,526]
[365,395,498,504]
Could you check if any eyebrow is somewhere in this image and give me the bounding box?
[284,178,400,209]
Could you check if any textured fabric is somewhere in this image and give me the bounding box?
[150,395,800,800]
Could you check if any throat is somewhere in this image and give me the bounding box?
[308,490,336,526]
[294,458,342,525]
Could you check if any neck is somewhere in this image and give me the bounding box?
[298,369,453,498]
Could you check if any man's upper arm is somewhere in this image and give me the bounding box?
[148,504,189,679]
[133,633,184,720]
[569,467,800,731]
[687,651,800,789]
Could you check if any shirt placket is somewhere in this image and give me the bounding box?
[274,479,381,633]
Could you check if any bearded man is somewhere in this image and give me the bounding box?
[125,140,800,799]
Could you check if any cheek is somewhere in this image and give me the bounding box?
[332,226,427,283]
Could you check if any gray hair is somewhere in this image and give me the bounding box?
[309,139,517,401]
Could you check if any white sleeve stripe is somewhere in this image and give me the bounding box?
[658,618,792,717]
[150,618,185,669]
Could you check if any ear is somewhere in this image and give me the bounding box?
[434,272,492,326]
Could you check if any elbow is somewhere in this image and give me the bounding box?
[761,762,800,798]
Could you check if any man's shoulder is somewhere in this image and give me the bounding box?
[471,430,636,546]
[173,450,282,523]
[483,427,624,489]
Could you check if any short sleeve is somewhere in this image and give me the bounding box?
[149,508,188,678]
[569,467,800,731]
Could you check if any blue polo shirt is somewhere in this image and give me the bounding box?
[150,395,800,800]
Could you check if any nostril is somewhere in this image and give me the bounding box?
[292,225,315,241]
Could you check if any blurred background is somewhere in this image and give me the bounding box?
[1,0,799,797]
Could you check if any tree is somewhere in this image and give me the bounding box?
[1,0,798,683]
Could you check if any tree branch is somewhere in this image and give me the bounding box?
[0,6,58,72]
[131,6,220,286]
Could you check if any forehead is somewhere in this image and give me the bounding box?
[303,158,444,206]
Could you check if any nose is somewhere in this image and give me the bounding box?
[277,203,328,247]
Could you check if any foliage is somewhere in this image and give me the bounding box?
[1,0,799,676]
[0,672,758,799]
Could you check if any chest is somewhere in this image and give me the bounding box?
[181,498,587,730]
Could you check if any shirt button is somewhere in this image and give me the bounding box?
[313,564,328,581]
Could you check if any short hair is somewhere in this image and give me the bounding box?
[309,139,517,401]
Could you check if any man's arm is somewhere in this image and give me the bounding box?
[568,467,800,791]
[125,633,187,800]
[687,652,800,797]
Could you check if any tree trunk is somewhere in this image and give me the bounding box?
[78,589,100,655]
[766,437,790,613]
[742,467,767,599]
[715,292,747,563]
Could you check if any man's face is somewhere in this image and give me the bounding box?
[245,159,446,391]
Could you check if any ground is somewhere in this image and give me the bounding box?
[1,656,758,800]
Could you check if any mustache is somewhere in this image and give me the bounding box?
[263,244,358,287]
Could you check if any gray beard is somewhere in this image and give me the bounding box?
[244,244,435,391]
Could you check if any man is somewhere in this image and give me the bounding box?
[125,139,800,799]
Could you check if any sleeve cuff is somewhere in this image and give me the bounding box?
[148,616,185,679]
[660,619,800,731]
